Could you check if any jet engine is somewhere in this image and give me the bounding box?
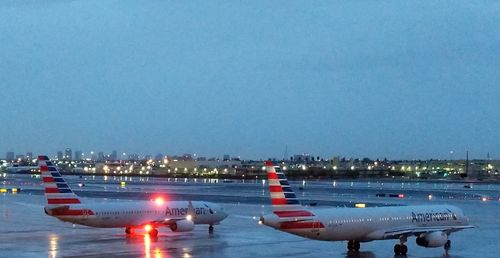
[169,219,195,232]
[416,231,448,247]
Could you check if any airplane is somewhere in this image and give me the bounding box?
[38,155,227,237]
[259,161,474,255]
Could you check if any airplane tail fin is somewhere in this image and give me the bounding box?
[265,161,315,217]
[38,155,82,206]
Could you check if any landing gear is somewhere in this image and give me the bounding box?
[347,240,360,252]
[208,225,214,233]
[125,227,133,235]
[394,236,408,255]
[393,244,408,255]
[444,240,451,251]
[149,228,159,238]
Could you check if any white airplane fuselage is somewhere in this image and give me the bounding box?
[46,200,227,228]
[262,204,468,242]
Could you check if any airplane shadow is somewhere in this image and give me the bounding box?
[410,253,467,258]
[345,251,376,258]
[344,251,466,258]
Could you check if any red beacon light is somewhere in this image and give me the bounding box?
[154,197,165,206]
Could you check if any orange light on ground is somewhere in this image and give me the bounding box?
[144,234,151,258]
[145,224,152,232]
[154,247,163,258]
[155,197,165,206]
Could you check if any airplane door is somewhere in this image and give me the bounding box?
[312,221,321,236]
[82,209,89,220]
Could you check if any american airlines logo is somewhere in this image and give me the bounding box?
[411,210,457,223]
[165,207,213,216]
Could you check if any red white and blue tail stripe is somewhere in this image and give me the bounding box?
[38,155,81,206]
[265,161,315,218]
[264,161,324,231]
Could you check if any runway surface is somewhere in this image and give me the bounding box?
[1,174,499,257]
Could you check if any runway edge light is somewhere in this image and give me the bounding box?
[355,203,366,208]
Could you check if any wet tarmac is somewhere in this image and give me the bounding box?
[1,174,499,257]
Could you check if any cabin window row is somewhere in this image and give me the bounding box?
[95,210,161,216]
[329,216,415,224]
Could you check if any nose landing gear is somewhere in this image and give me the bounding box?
[347,240,360,252]
[444,240,451,254]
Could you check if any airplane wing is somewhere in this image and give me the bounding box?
[155,218,186,226]
[382,225,476,239]
[130,217,191,229]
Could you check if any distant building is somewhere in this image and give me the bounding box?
[64,148,72,160]
[6,152,14,161]
[155,153,164,161]
[26,152,33,160]
[182,154,193,160]
[75,151,83,161]
[167,159,198,170]
[197,159,242,169]
[331,156,340,167]
[110,150,117,161]
[57,151,63,160]
[15,155,25,161]
[97,152,105,161]
[128,153,139,160]
[223,154,230,161]
[293,154,311,163]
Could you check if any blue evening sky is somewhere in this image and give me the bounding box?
[0,1,499,160]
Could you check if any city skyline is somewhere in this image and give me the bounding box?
[1,1,499,160]
[2,148,494,161]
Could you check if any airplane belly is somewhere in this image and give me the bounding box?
[193,215,215,225]
[319,219,379,242]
